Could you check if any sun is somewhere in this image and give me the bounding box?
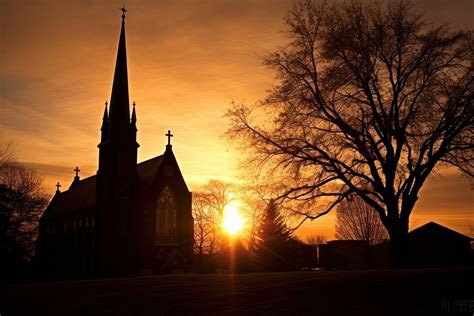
[221,203,245,236]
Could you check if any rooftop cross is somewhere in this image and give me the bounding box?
[166,130,174,146]
[74,166,80,177]
[56,182,61,192]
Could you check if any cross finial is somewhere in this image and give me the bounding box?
[74,166,80,177]
[166,130,174,146]
[121,4,127,21]
[55,182,61,192]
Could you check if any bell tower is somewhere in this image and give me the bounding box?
[95,7,140,276]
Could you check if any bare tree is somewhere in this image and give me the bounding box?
[239,194,264,250]
[306,233,326,246]
[193,192,221,255]
[0,140,14,176]
[192,180,233,255]
[0,142,49,276]
[193,193,208,255]
[335,196,388,245]
[201,180,233,217]
[226,0,473,264]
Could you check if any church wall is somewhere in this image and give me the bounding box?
[36,208,97,279]
[139,152,193,273]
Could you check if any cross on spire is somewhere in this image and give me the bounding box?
[166,130,173,146]
[74,166,80,177]
[121,4,127,21]
[56,182,61,192]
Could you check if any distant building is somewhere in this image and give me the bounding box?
[319,240,370,270]
[319,222,472,269]
[407,221,472,267]
[35,10,193,278]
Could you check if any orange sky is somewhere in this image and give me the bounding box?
[0,0,472,239]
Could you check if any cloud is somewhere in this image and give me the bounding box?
[1,0,472,238]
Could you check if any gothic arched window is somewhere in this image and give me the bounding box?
[155,185,178,245]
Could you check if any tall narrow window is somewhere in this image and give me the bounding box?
[155,185,178,245]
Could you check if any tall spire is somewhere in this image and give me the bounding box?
[108,6,130,142]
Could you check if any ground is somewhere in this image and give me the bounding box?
[1,267,472,315]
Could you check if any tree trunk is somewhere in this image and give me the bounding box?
[387,220,409,267]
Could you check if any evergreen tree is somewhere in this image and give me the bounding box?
[253,199,294,271]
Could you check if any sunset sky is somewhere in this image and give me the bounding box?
[1,0,472,239]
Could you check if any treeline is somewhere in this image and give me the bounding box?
[192,181,318,273]
[0,142,49,282]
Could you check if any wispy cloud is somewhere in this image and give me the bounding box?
[1,0,472,237]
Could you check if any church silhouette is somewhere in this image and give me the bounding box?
[36,9,194,278]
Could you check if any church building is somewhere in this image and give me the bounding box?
[36,9,194,278]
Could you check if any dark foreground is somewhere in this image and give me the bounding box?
[1,267,473,315]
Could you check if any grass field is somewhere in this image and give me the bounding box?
[0,267,472,315]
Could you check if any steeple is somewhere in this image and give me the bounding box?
[108,7,130,143]
[130,101,140,148]
[100,101,109,143]
[130,101,138,145]
[95,6,140,276]
[98,7,138,172]
[131,101,137,125]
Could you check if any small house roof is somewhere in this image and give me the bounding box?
[409,221,472,241]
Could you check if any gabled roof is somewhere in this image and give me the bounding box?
[137,154,164,186]
[43,154,164,219]
[48,175,97,217]
[409,221,472,241]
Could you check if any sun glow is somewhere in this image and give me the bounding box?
[221,203,245,236]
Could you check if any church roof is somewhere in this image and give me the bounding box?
[47,175,97,217]
[137,155,165,186]
[43,154,164,219]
